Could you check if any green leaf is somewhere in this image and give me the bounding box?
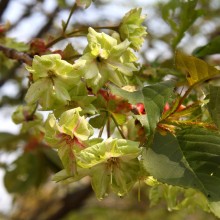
[109,80,175,137]
[62,43,79,61]
[193,36,220,58]
[142,127,220,217]
[175,51,220,85]
[89,113,107,129]
[161,0,203,48]
[208,85,220,130]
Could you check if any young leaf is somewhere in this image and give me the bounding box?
[175,51,220,85]
[62,43,79,61]
[89,113,107,129]
[109,80,175,137]
[142,127,220,217]
[208,85,220,130]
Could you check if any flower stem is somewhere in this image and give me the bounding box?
[107,115,111,138]
[111,114,126,139]
[62,3,78,33]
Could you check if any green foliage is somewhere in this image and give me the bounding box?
[143,128,220,217]
[110,80,175,138]
[161,0,203,48]
[2,0,220,218]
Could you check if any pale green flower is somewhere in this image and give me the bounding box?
[25,54,80,110]
[76,138,141,199]
[12,104,44,135]
[44,107,94,175]
[119,8,147,51]
[73,28,138,93]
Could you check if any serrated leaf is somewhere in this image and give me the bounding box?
[208,85,220,130]
[109,80,175,137]
[175,51,220,85]
[193,36,220,58]
[142,127,220,217]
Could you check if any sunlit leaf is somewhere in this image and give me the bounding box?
[175,51,220,85]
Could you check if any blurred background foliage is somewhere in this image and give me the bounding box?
[1,0,220,219]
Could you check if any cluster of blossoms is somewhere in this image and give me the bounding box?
[13,8,147,198]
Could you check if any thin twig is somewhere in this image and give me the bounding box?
[46,25,118,48]
[107,115,111,138]
[62,3,78,33]
[111,114,126,139]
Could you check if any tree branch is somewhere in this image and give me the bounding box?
[0,45,32,65]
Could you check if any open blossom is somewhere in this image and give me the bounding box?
[44,107,94,174]
[73,27,138,93]
[119,8,147,51]
[25,54,80,110]
[76,138,141,199]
